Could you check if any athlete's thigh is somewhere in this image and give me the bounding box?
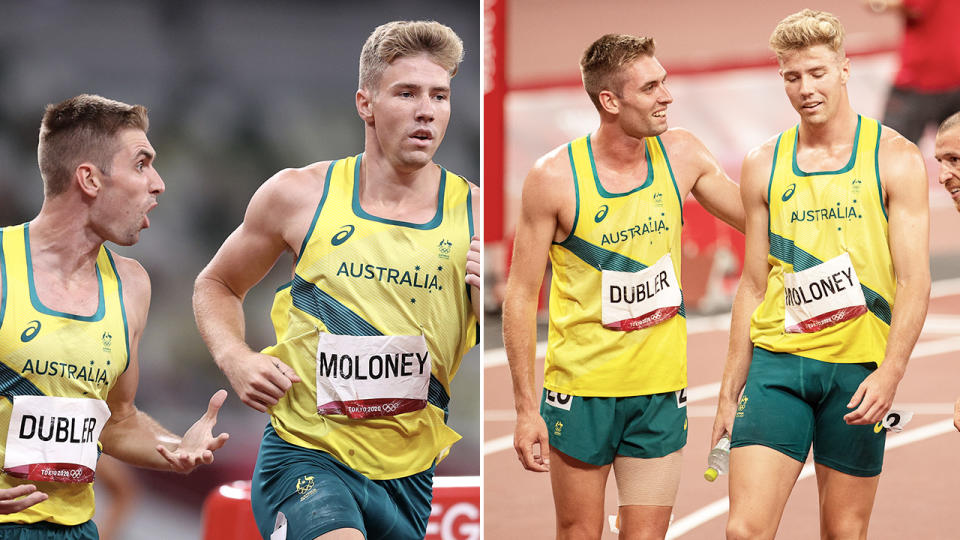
[727,445,804,538]
[550,446,612,538]
[251,427,365,540]
[814,463,879,540]
[731,348,815,463]
[613,451,683,540]
[812,362,886,477]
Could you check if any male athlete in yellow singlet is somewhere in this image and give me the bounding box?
[193,21,479,540]
[0,94,228,539]
[503,35,743,540]
[712,10,930,539]
[935,112,960,432]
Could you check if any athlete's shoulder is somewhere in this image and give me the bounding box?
[876,124,926,182]
[527,142,573,186]
[658,127,702,149]
[107,251,151,326]
[744,133,782,168]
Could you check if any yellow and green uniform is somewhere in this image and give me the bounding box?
[0,223,128,526]
[545,134,686,397]
[262,155,477,481]
[751,115,895,364]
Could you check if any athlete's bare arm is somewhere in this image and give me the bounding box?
[503,147,573,473]
[844,130,930,425]
[467,185,481,319]
[661,128,745,233]
[99,255,229,472]
[193,164,329,412]
[712,140,776,446]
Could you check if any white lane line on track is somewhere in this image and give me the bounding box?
[666,419,958,538]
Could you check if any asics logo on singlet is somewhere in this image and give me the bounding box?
[20,320,41,342]
[594,205,609,223]
[782,183,797,202]
[331,225,355,246]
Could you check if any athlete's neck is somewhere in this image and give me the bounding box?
[797,104,859,150]
[592,124,649,170]
[29,198,103,279]
[356,149,441,223]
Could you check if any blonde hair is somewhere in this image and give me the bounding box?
[38,94,149,197]
[769,9,845,59]
[358,20,463,91]
[580,34,656,111]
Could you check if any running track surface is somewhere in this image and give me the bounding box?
[484,206,960,539]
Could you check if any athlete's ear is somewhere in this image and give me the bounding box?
[75,163,102,198]
[839,56,850,85]
[356,88,375,126]
[598,89,619,115]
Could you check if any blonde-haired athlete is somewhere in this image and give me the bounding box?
[194,20,478,540]
[712,9,930,539]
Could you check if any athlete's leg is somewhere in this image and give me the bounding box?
[613,452,682,540]
[550,446,612,540]
[725,446,804,540]
[814,464,879,540]
[315,529,364,539]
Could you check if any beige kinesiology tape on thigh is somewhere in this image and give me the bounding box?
[613,450,683,506]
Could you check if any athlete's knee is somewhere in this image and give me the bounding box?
[726,514,775,540]
[821,519,869,540]
[556,514,603,540]
[613,451,682,506]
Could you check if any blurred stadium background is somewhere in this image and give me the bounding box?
[484,0,960,538]
[0,1,479,538]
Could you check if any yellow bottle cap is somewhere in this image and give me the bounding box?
[704,467,718,482]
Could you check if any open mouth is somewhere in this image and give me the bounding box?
[410,129,433,142]
[652,110,666,118]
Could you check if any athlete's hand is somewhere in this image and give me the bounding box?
[0,485,47,514]
[223,350,302,413]
[465,235,481,289]
[953,397,960,433]
[843,367,901,425]
[711,397,738,447]
[514,411,550,472]
[157,389,230,474]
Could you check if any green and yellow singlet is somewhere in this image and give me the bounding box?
[545,134,687,397]
[0,223,128,526]
[264,155,477,481]
[751,116,895,364]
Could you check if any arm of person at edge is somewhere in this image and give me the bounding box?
[193,165,326,413]
[466,185,481,320]
[954,397,960,432]
[661,128,745,233]
[843,130,930,425]
[710,141,775,447]
[502,149,569,473]
[98,255,229,472]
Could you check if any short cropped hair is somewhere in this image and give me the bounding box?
[580,34,656,111]
[38,94,149,197]
[358,20,464,91]
[769,9,845,59]
[938,111,960,135]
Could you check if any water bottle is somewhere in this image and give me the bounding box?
[704,434,730,482]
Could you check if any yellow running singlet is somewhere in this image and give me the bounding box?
[264,155,477,480]
[545,134,687,397]
[751,116,895,364]
[0,224,128,525]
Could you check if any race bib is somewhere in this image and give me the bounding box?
[4,396,110,483]
[601,253,682,331]
[315,333,430,419]
[783,252,867,333]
